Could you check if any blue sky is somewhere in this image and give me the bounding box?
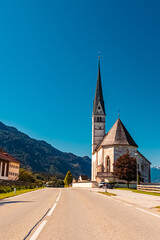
[0,0,160,165]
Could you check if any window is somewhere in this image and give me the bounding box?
[105,156,110,173]
[2,162,5,176]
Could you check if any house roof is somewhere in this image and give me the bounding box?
[93,61,105,115]
[101,118,138,148]
[0,149,20,164]
[79,175,88,180]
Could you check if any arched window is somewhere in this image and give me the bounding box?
[105,156,110,173]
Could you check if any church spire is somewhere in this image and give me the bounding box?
[93,59,105,115]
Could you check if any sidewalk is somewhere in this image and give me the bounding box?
[90,188,160,209]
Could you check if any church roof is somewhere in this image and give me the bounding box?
[101,118,138,148]
[93,62,105,115]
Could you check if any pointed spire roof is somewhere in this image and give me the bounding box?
[93,61,105,114]
[101,118,138,147]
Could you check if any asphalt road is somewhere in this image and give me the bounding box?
[0,188,160,240]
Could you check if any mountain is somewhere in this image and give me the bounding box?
[0,122,91,178]
[151,166,160,183]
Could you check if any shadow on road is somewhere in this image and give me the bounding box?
[0,200,33,206]
[23,207,50,240]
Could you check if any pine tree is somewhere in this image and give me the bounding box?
[64,171,73,187]
[113,152,137,188]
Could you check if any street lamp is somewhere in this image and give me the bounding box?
[135,153,138,189]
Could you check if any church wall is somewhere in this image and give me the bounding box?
[97,148,103,166]
[92,152,97,181]
[114,145,137,161]
[114,146,150,183]
[137,154,150,183]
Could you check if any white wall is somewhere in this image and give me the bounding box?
[72,182,98,188]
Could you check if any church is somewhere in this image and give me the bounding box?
[92,61,151,184]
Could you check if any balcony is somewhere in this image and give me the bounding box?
[96,172,113,178]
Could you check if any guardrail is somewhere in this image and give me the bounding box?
[137,184,160,192]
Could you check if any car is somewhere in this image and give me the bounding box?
[98,182,114,189]
[98,182,105,188]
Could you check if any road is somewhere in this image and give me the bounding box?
[0,188,160,240]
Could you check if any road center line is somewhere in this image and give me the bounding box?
[136,207,160,218]
[47,202,57,217]
[47,189,61,217]
[29,220,47,240]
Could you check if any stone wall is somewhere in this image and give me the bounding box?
[114,145,137,161]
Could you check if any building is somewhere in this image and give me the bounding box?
[0,149,20,180]
[78,175,88,182]
[92,61,151,184]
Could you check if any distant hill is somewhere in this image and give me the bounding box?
[151,167,160,183]
[0,122,91,178]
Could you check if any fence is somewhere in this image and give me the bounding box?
[137,184,160,193]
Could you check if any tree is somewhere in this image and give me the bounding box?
[113,152,137,188]
[19,168,35,182]
[64,171,73,187]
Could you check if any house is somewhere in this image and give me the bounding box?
[78,175,88,182]
[0,149,20,180]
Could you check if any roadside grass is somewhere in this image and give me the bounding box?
[154,206,160,212]
[115,188,160,197]
[115,188,135,191]
[0,188,44,200]
[98,191,117,196]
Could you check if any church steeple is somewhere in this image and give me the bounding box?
[92,60,106,155]
[93,61,105,115]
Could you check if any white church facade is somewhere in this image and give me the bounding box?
[92,62,151,184]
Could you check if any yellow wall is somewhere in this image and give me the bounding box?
[8,162,20,180]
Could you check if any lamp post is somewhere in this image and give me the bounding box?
[135,153,138,189]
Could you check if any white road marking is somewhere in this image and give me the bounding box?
[29,220,47,240]
[136,207,160,218]
[47,189,61,216]
[56,196,60,202]
[116,200,122,203]
[47,202,57,216]
[124,203,132,207]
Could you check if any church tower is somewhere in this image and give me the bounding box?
[92,60,106,153]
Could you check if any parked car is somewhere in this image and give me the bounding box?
[98,182,105,188]
[98,182,114,189]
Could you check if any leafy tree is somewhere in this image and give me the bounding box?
[113,152,137,188]
[64,171,73,187]
[19,168,35,182]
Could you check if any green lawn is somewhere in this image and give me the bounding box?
[115,188,160,197]
[0,188,44,200]
[98,191,117,196]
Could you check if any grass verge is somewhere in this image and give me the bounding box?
[115,188,160,197]
[154,206,160,212]
[0,188,44,200]
[98,191,117,196]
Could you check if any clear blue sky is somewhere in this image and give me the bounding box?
[0,0,160,166]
